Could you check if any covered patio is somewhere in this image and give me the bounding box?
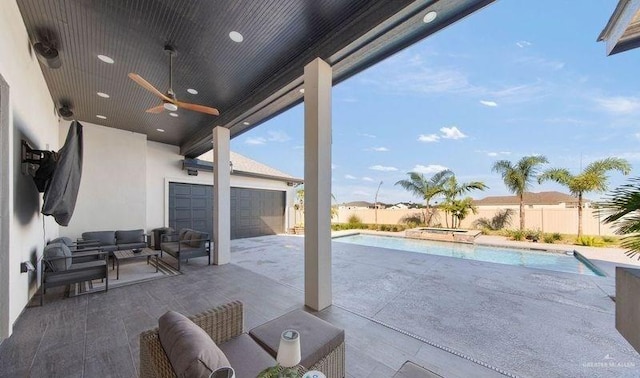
[1,0,497,345]
[2,235,639,377]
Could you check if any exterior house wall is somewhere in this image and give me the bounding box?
[0,0,61,340]
[59,121,147,238]
[57,126,296,240]
[147,140,295,232]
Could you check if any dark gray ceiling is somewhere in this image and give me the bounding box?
[16,0,494,157]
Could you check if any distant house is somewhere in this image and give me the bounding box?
[473,191,590,209]
[389,203,409,209]
[340,201,386,209]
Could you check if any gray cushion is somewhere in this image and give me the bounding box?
[190,232,207,248]
[218,334,275,378]
[49,237,74,246]
[158,310,230,378]
[44,243,72,271]
[115,229,144,244]
[249,309,344,369]
[82,231,116,246]
[179,229,190,241]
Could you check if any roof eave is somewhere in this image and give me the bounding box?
[598,0,640,55]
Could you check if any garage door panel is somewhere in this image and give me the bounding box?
[170,183,285,240]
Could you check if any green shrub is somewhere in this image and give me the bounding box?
[347,215,362,225]
[602,236,616,243]
[576,236,605,247]
[543,234,555,244]
[391,226,398,232]
[508,229,525,241]
[552,232,562,241]
[525,229,541,241]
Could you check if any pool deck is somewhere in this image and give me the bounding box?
[233,234,640,377]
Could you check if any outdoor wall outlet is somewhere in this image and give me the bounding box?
[20,261,35,273]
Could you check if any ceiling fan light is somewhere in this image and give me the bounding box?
[163,102,178,112]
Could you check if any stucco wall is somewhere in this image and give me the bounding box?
[0,0,60,339]
[147,140,295,232]
[57,126,295,240]
[59,121,147,238]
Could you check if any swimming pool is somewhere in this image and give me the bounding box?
[334,234,603,276]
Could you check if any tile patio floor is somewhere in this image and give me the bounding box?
[1,234,639,377]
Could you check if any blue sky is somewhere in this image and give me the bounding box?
[230,0,640,205]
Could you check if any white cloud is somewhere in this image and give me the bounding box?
[245,137,266,145]
[418,134,440,143]
[362,177,374,182]
[440,126,467,139]
[359,133,376,138]
[345,174,357,180]
[487,152,498,157]
[267,130,291,142]
[331,164,337,170]
[515,56,565,71]
[635,133,640,141]
[480,100,498,107]
[372,147,389,152]
[412,164,449,174]
[595,96,640,115]
[369,165,398,172]
[499,151,512,155]
[293,145,304,149]
[516,40,531,48]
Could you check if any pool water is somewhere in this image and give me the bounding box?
[334,234,603,276]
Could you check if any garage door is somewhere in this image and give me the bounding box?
[168,183,285,240]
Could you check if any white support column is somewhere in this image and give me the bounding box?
[304,58,332,310]
[212,126,231,265]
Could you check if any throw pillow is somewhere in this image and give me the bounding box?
[158,310,230,378]
[43,243,72,271]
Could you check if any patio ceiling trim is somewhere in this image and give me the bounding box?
[598,0,640,55]
[180,0,496,157]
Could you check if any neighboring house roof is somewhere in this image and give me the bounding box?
[342,201,374,208]
[473,191,587,206]
[187,151,303,184]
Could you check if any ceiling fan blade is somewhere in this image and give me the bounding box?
[145,105,165,113]
[176,101,220,116]
[128,73,172,102]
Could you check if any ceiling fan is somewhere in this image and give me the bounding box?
[128,45,219,116]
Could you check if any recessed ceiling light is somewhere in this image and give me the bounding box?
[97,54,114,64]
[97,92,110,98]
[169,112,179,117]
[156,128,165,132]
[423,11,437,23]
[229,31,244,43]
[299,88,305,94]
[187,88,198,95]
[96,115,107,119]
[243,121,250,125]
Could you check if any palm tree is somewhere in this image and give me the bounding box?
[599,177,640,259]
[395,170,453,225]
[492,155,548,231]
[441,175,487,228]
[538,157,631,237]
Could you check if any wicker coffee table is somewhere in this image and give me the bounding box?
[113,248,159,280]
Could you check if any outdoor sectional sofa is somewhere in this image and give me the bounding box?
[160,228,210,270]
[78,229,149,256]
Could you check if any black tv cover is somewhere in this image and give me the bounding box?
[42,120,83,226]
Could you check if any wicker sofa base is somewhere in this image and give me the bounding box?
[139,301,345,378]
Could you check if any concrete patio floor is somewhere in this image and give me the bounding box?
[1,233,639,377]
[233,234,640,377]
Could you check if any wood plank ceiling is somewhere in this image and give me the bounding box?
[16,0,495,157]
